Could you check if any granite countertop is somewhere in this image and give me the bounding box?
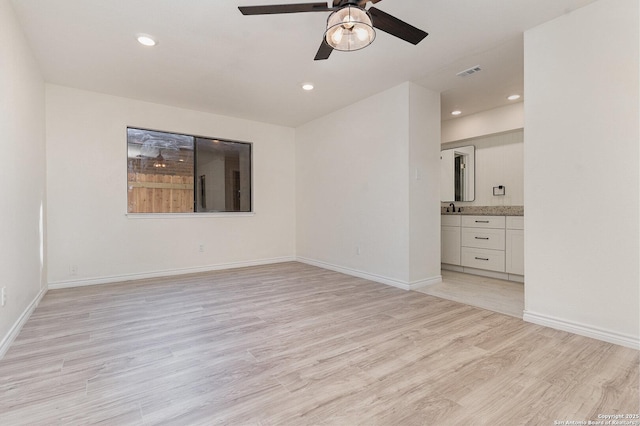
[441,205,524,216]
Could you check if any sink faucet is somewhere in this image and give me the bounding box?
[449,202,455,213]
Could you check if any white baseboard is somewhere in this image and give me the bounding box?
[507,274,525,283]
[48,256,296,290]
[442,263,524,283]
[409,275,443,290]
[0,287,47,360]
[441,264,464,273]
[523,310,639,350]
[297,257,441,291]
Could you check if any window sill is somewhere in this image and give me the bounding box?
[126,212,255,219]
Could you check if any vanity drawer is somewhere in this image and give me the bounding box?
[462,227,505,250]
[461,215,505,229]
[461,247,505,272]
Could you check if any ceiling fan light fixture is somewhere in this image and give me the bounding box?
[325,5,375,52]
[153,151,167,168]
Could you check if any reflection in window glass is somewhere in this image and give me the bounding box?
[127,128,251,213]
[195,138,251,212]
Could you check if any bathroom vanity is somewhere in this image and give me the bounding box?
[441,208,524,282]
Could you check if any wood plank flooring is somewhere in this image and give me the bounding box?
[417,270,525,318]
[0,262,637,425]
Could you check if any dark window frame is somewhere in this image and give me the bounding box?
[127,127,253,214]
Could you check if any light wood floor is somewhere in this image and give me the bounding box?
[0,262,637,425]
[418,270,525,318]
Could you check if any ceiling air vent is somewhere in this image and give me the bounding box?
[456,65,482,77]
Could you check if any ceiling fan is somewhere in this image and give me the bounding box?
[238,0,428,60]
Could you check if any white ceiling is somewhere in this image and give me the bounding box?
[11,0,597,127]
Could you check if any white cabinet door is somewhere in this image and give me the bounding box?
[441,214,461,227]
[506,229,524,275]
[506,216,524,230]
[441,225,461,265]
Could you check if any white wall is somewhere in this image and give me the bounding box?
[0,0,47,356]
[409,84,442,283]
[524,0,639,348]
[442,102,524,144]
[442,130,524,207]
[296,83,441,289]
[46,85,296,287]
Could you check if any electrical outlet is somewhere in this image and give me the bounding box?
[69,264,78,276]
[199,244,205,252]
[1,287,6,307]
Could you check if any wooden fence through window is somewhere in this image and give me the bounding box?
[127,173,194,213]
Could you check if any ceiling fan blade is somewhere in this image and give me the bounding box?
[314,39,333,60]
[239,2,331,15]
[338,0,382,6]
[368,7,428,45]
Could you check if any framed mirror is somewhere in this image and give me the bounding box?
[441,145,475,202]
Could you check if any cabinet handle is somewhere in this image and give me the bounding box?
[475,257,489,261]
[475,220,490,223]
[474,237,489,240]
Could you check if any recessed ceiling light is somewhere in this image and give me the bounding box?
[136,34,157,47]
[507,94,521,101]
[451,110,462,116]
[302,83,314,91]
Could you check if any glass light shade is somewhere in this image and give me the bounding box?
[325,6,375,52]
